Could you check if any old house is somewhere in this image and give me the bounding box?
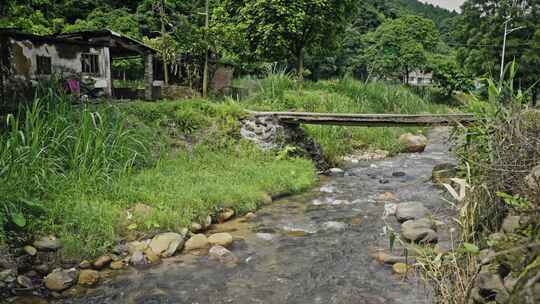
[405,70,433,86]
[0,28,158,105]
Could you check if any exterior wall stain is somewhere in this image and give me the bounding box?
[12,44,31,79]
[56,43,88,60]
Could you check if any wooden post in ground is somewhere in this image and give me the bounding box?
[144,53,154,101]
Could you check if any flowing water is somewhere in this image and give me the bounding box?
[58,127,456,304]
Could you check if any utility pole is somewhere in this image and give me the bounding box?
[202,0,209,98]
[160,0,169,85]
[500,17,525,82]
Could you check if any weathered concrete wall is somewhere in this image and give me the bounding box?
[7,38,111,95]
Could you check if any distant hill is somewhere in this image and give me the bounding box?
[391,0,459,29]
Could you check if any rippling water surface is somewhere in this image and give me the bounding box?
[60,128,456,304]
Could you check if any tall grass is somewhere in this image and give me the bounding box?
[0,87,151,242]
[0,90,316,257]
[243,74,453,164]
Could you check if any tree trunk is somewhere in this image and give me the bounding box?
[405,67,409,85]
[297,47,304,82]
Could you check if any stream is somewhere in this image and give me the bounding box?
[59,127,456,304]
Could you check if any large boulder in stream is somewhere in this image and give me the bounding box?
[149,232,185,257]
[208,233,233,248]
[44,268,78,291]
[399,133,428,153]
[209,245,238,264]
[78,270,100,286]
[395,202,430,223]
[185,234,210,252]
[401,218,438,243]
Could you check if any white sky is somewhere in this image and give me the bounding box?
[420,0,465,12]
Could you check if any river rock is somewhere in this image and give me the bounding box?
[143,249,160,264]
[130,251,145,266]
[244,212,257,221]
[149,232,185,257]
[376,192,397,202]
[384,203,398,217]
[209,245,238,264]
[256,233,274,241]
[78,270,99,286]
[261,193,273,205]
[392,263,409,275]
[79,260,91,269]
[477,267,509,303]
[93,255,112,270]
[399,133,428,153]
[432,163,458,184]
[33,236,62,251]
[203,215,212,229]
[110,260,128,270]
[322,221,347,231]
[370,251,407,265]
[23,246,37,256]
[401,218,438,243]
[392,171,406,177]
[328,168,345,177]
[525,164,540,192]
[218,208,235,223]
[320,185,337,193]
[127,241,148,255]
[502,215,521,233]
[44,268,78,291]
[395,202,430,223]
[33,264,49,275]
[17,275,33,289]
[208,233,233,248]
[191,222,203,233]
[185,234,210,252]
[504,276,519,292]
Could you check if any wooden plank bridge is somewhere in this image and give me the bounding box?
[250,111,476,127]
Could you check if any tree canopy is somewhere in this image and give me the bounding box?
[213,0,356,79]
[457,0,540,90]
[360,15,440,83]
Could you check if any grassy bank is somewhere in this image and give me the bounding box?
[0,95,316,257]
[241,74,454,164]
[1,75,456,258]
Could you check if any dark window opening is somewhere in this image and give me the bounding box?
[81,53,100,75]
[36,55,52,75]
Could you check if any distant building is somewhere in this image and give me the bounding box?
[0,28,159,105]
[405,70,433,86]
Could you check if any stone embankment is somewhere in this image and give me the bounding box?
[0,207,255,300]
[240,115,329,170]
[469,164,540,304]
